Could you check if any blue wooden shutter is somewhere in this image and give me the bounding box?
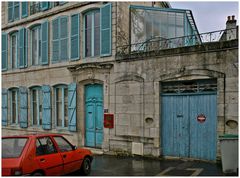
[41,2,49,11]
[68,83,77,131]
[2,33,8,71]
[70,14,80,60]
[8,2,14,22]
[100,3,112,56]
[52,18,59,62]
[14,2,20,20]
[42,85,51,130]
[19,28,27,68]
[2,88,8,126]
[19,87,28,128]
[21,2,28,18]
[41,21,49,64]
[60,16,68,60]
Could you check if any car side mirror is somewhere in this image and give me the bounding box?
[73,145,77,150]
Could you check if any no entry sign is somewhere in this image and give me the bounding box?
[197,114,206,123]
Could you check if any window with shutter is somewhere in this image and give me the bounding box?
[60,17,68,60]
[42,85,52,130]
[41,21,49,65]
[21,2,28,18]
[19,28,28,68]
[14,2,20,20]
[84,10,100,58]
[8,2,14,22]
[10,32,18,69]
[19,87,28,128]
[2,33,8,71]
[31,25,41,66]
[70,14,80,60]
[52,16,69,63]
[52,18,60,62]
[68,83,77,131]
[55,85,68,128]
[31,87,42,126]
[2,89,8,126]
[10,88,19,125]
[100,3,112,56]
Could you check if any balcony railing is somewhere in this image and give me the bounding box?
[30,3,41,15]
[116,28,238,60]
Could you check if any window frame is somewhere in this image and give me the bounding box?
[51,16,69,63]
[10,88,20,125]
[36,136,58,156]
[54,85,68,129]
[10,32,18,69]
[31,87,42,126]
[30,25,42,66]
[53,136,74,152]
[83,9,100,58]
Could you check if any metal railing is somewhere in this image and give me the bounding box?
[116,28,238,60]
[30,3,41,15]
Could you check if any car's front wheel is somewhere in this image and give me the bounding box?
[80,157,91,175]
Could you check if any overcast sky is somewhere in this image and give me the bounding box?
[170,1,239,33]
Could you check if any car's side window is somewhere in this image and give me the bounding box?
[36,137,57,156]
[53,136,73,152]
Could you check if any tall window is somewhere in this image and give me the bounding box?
[8,2,20,22]
[11,32,18,69]
[55,86,68,128]
[52,16,68,62]
[84,10,100,57]
[10,89,20,124]
[31,26,41,65]
[31,87,42,126]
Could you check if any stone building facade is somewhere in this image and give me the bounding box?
[1,2,238,161]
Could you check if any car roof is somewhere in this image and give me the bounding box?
[2,133,64,139]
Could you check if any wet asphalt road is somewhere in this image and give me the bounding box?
[85,155,225,176]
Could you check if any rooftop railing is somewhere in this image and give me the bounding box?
[116,28,238,60]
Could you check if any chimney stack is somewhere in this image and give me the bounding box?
[226,15,237,40]
[226,15,237,29]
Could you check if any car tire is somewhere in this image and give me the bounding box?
[32,172,44,176]
[80,157,91,175]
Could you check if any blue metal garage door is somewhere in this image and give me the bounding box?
[161,79,217,161]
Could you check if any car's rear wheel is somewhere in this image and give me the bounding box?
[80,157,91,175]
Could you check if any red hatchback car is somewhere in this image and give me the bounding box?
[2,134,93,176]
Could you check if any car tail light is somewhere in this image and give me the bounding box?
[11,168,22,176]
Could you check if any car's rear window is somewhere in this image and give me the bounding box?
[2,138,28,158]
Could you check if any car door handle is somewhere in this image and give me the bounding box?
[40,158,45,162]
[63,154,67,158]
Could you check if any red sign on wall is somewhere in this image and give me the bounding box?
[104,114,114,128]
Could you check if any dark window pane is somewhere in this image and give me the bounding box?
[2,138,28,158]
[85,14,92,29]
[94,11,100,27]
[53,136,73,152]
[37,137,57,155]
[56,88,62,127]
[85,29,92,57]
[94,27,100,56]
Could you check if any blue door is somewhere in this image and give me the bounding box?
[161,80,217,161]
[161,95,190,158]
[85,84,103,148]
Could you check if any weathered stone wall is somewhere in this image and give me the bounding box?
[108,39,238,158]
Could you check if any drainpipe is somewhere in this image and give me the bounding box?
[223,74,226,134]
